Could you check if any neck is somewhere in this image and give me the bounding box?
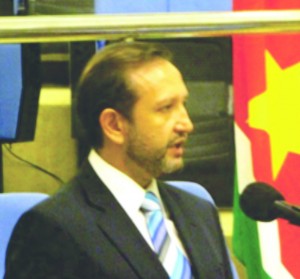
[96,147,153,189]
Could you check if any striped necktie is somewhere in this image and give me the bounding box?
[141,191,192,279]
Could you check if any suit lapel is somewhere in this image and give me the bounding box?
[158,181,224,279]
[78,162,169,279]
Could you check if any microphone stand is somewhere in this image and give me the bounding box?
[274,201,300,226]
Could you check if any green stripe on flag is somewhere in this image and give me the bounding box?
[233,167,271,279]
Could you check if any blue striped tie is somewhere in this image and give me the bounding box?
[141,191,192,279]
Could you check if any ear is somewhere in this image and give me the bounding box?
[99,108,127,145]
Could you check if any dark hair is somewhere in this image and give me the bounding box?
[76,41,172,148]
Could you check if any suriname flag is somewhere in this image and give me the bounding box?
[233,0,300,278]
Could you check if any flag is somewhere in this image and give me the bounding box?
[233,1,300,278]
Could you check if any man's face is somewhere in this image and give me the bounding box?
[124,58,194,178]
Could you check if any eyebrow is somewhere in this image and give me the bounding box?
[155,92,189,106]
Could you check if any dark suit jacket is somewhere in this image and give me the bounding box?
[4,161,233,279]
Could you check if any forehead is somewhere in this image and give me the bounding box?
[128,58,188,100]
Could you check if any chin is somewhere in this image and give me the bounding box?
[162,158,184,174]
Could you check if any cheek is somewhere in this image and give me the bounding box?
[133,114,175,143]
[133,126,165,148]
[146,129,171,148]
[141,130,158,145]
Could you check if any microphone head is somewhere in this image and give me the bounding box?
[240,182,285,221]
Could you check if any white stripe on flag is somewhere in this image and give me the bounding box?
[234,124,256,194]
[258,222,293,279]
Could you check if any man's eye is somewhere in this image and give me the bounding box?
[160,104,173,112]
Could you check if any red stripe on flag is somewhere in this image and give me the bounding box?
[267,35,300,68]
[233,35,273,182]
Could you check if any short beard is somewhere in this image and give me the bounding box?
[126,131,184,178]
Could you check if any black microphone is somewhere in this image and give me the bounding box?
[240,182,300,226]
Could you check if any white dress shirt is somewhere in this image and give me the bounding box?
[88,149,188,255]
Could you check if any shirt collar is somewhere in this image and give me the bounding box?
[88,149,159,215]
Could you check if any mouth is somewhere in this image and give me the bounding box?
[168,138,187,157]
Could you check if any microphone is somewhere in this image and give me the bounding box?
[240,182,300,226]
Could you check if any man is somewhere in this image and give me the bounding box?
[4,42,234,279]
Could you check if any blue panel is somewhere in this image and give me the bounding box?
[0,45,22,140]
[94,0,168,14]
[13,0,20,14]
[169,0,232,11]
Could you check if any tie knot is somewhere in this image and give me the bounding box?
[141,191,161,213]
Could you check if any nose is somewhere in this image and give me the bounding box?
[174,105,194,134]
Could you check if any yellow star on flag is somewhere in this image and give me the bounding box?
[248,51,300,179]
